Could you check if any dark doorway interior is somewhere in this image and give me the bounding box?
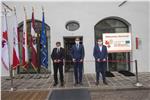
[63,37,83,72]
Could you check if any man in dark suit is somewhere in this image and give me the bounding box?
[51,42,65,86]
[71,37,85,86]
[93,39,108,85]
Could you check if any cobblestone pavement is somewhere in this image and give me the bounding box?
[1,72,150,100]
[1,90,49,100]
[91,89,150,100]
[1,72,150,91]
[1,89,150,100]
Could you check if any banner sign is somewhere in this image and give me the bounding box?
[103,33,132,53]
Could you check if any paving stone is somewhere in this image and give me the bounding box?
[1,72,150,91]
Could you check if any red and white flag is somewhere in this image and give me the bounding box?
[22,8,28,68]
[30,9,38,71]
[1,11,9,71]
[12,11,20,70]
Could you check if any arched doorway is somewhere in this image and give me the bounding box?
[18,19,51,74]
[94,17,131,71]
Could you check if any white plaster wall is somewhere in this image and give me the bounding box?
[1,1,149,76]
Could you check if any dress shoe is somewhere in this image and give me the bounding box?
[74,82,78,86]
[95,82,99,86]
[79,82,83,85]
[103,81,108,85]
[60,83,64,87]
[53,83,58,86]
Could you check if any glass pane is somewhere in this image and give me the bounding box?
[95,19,127,29]
[95,28,115,40]
[105,19,127,28]
[115,28,128,33]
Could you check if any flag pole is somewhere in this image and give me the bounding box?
[42,6,47,78]
[42,6,44,13]
[32,7,40,79]
[35,6,41,78]
[13,7,30,79]
[7,8,14,91]
[41,6,49,78]
[31,6,38,74]
[11,7,15,79]
[23,7,31,79]
[13,7,18,79]
[4,8,14,91]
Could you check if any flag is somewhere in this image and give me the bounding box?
[12,10,20,70]
[30,8,38,71]
[1,10,9,71]
[22,8,28,68]
[40,11,48,68]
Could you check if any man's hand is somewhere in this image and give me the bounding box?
[57,59,61,63]
[54,60,57,63]
[97,58,100,62]
[80,59,83,62]
[103,58,106,62]
[73,58,76,62]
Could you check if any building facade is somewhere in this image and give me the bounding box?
[1,1,150,76]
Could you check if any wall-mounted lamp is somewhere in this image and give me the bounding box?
[118,1,127,7]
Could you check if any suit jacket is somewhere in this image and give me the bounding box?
[51,47,65,65]
[71,44,85,60]
[93,44,108,72]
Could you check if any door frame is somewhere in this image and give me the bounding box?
[94,17,131,71]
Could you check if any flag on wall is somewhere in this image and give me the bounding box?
[12,10,20,70]
[40,10,48,68]
[30,8,38,71]
[22,8,28,68]
[2,9,9,71]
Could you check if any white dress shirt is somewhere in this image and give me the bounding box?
[99,45,102,52]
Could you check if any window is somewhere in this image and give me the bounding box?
[18,20,50,74]
[66,21,80,31]
[95,18,128,40]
